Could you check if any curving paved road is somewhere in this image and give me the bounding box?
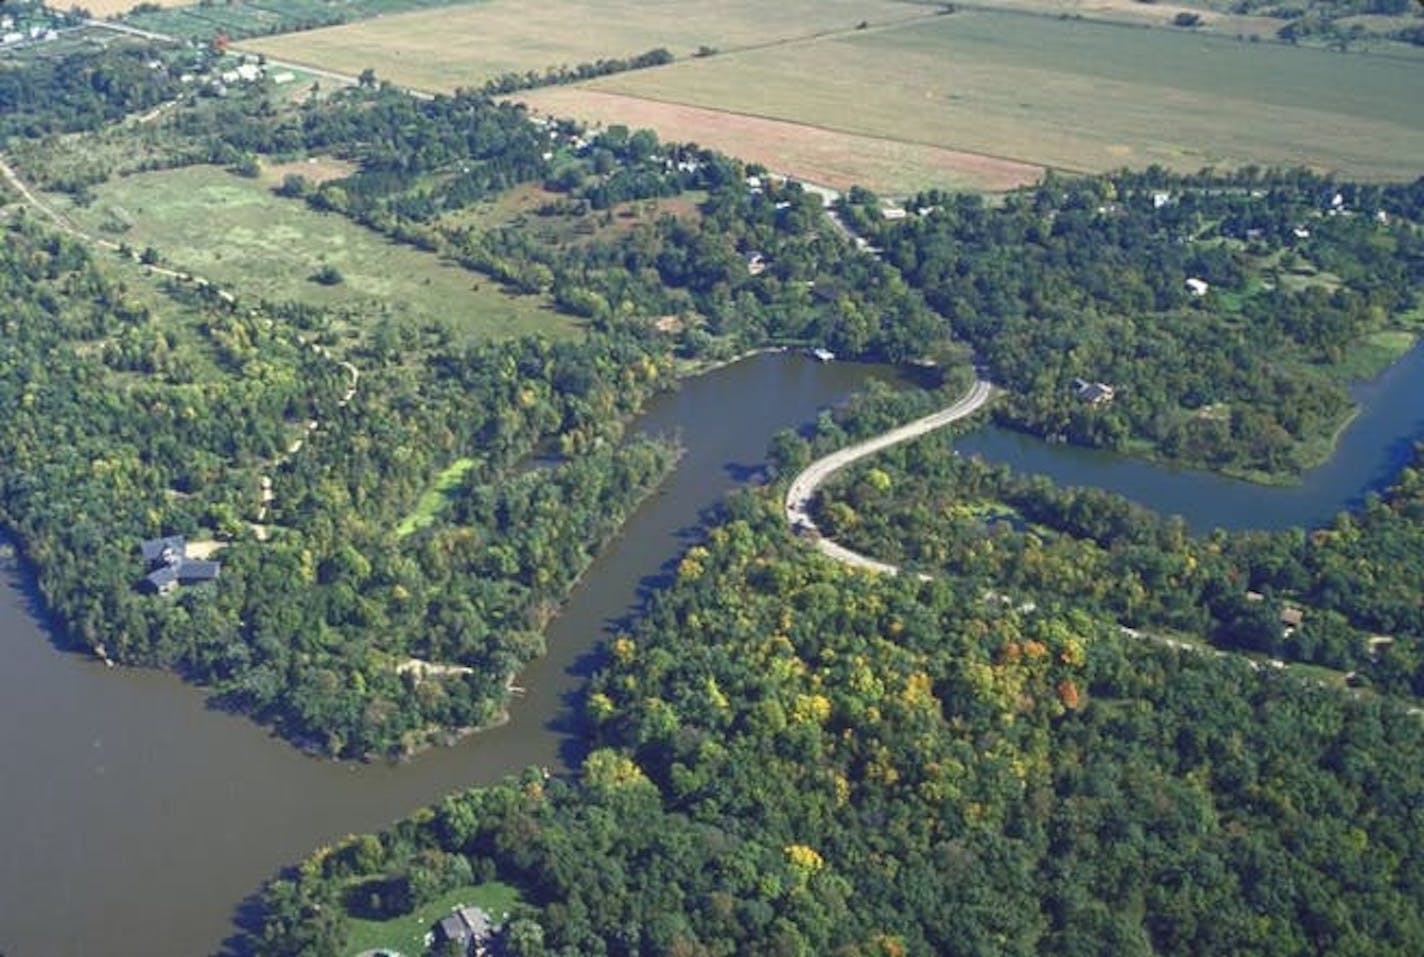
[785,376,993,574]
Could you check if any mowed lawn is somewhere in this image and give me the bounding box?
[584,11,1424,182]
[245,0,919,90]
[57,166,578,341]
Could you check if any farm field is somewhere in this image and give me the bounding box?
[122,0,484,42]
[583,10,1424,183]
[245,0,922,90]
[914,0,1286,37]
[81,0,191,16]
[520,87,1043,194]
[55,165,577,341]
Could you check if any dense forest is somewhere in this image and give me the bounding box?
[0,53,950,756]
[0,43,181,141]
[250,497,1424,955]
[0,215,688,755]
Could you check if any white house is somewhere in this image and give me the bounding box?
[1185,277,1210,297]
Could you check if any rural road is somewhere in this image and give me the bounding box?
[785,375,993,574]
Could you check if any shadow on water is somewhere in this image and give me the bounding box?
[553,501,731,772]
[1,537,83,656]
[217,889,273,957]
[724,461,768,484]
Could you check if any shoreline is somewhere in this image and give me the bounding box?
[389,439,685,764]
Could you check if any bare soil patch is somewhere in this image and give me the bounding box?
[184,539,228,559]
[81,0,194,16]
[520,89,1042,195]
[258,156,358,188]
[977,0,1283,37]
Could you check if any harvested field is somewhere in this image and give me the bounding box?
[944,0,1285,37]
[586,10,1424,181]
[245,0,922,92]
[520,88,1042,194]
[81,0,193,16]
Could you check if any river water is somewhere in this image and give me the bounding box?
[958,340,1424,533]
[0,354,904,957]
[2,346,1422,956]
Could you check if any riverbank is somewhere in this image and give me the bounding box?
[0,352,905,957]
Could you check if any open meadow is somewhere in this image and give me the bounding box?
[55,165,578,341]
[582,10,1424,183]
[245,0,922,89]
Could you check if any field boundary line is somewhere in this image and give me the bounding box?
[552,87,1075,179]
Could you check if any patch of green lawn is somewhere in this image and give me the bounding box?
[56,165,579,342]
[395,458,476,538]
[344,881,522,957]
[1324,329,1419,385]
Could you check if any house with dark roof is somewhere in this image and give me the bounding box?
[435,905,496,956]
[1072,378,1115,406]
[138,536,221,595]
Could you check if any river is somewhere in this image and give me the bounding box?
[957,340,1424,533]
[0,354,907,957]
[2,345,1422,957]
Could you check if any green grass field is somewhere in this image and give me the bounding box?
[245,0,919,89]
[55,166,577,341]
[343,881,521,957]
[1325,330,1420,384]
[586,10,1424,181]
[395,457,475,538]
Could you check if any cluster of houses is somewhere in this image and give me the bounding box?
[137,535,221,595]
[0,13,60,47]
[190,55,296,95]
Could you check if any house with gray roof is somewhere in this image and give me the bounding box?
[435,905,496,956]
[138,536,221,595]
